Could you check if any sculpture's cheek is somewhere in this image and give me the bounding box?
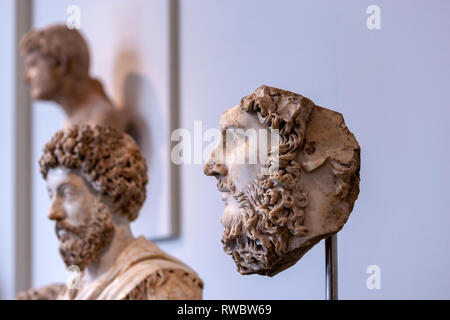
[62,201,86,226]
[227,162,260,192]
[220,195,241,228]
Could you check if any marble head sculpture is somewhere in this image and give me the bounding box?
[204,85,360,276]
[20,24,126,131]
[17,125,203,300]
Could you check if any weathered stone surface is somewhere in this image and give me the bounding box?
[204,85,360,276]
[17,125,203,299]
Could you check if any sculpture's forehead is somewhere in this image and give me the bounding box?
[24,51,41,62]
[219,104,263,131]
[219,104,243,130]
[46,167,86,189]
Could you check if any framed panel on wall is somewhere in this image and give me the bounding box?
[30,0,179,287]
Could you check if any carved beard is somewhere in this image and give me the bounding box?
[220,167,309,276]
[55,201,114,271]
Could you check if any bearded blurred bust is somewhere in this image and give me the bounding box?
[204,85,361,277]
[20,24,127,132]
[17,125,203,300]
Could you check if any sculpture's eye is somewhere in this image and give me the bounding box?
[232,128,248,146]
[26,55,38,68]
[46,187,53,200]
[59,184,76,199]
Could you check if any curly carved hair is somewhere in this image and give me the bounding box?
[240,85,314,166]
[39,125,148,221]
[240,85,315,234]
[20,24,90,78]
[220,85,315,275]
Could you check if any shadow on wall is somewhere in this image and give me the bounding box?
[113,49,154,157]
[113,49,167,234]
[123,73,151,151]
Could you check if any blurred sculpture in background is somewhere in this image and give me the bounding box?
[204,85,361,276]
[20,24,127,132]
[17,125,203,300]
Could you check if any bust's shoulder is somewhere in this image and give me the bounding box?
[16,283,66,300]
[99,237,204,300]
[124,266,204,300]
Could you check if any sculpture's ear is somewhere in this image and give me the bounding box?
[53,54,68,76]
[301,138,329,173]
[302,147,359,172]
[302,155,328,172]
[301,143,359,173]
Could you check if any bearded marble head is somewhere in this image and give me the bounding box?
[39,125,148,270]
[204,85,360,276]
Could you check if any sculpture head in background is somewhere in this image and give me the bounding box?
[20,24,127,131]
[17,125,203,300]
[204,85,361,276]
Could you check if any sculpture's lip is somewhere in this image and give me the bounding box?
[55,227,68,240]
[57,229,68,238]
[55,221,78,239]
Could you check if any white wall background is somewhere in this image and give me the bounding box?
[167,0,450,299]
[1,0,449,299]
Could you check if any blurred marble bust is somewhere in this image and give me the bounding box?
[204,85,360,276]
[17,125,203,300]
[20,24,127,131]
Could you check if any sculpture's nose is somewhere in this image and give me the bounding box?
[204,151,228,177]
[204,161,228,177]
[48,197,66,221]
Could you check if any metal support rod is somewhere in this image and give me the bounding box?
[325,234,338,300]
